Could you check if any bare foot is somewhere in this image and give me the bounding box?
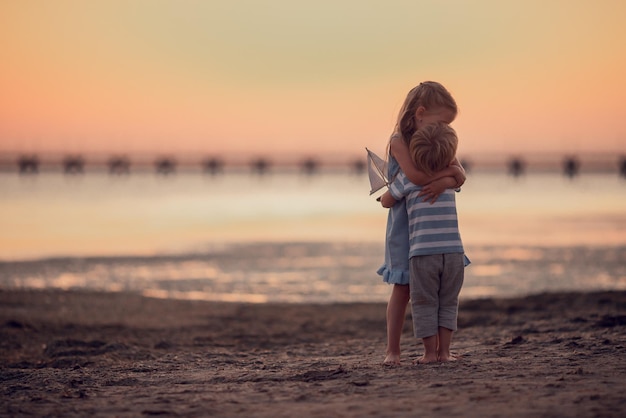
[438,353,459,362]
[414,354,438,364]
[383,353,401,366]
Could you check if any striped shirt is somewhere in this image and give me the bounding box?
[389,171,465,259]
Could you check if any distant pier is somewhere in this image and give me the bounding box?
[1,152,369,177]
[0,151,625,178]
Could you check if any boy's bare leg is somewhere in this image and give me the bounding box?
[417,335,438,364]
[384,284,409,365]
[437,327,457,362]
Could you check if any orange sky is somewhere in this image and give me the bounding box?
[1,0,625,158]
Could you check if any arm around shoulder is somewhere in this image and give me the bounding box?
[390,136,433,186]
[391,136,463,186]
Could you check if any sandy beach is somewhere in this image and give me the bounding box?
[1,288,625,417]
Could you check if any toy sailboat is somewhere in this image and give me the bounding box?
[365,148,388,195]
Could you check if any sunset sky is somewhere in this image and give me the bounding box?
[1,0,625,159]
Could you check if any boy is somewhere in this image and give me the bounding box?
[380,122,468,363]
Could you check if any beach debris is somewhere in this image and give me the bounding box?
[154,340,174,349]
[594,315,626,328]
[294,365,348,382]
[43,338,130,359]
[4,319,32,330]
[504,335,526,347]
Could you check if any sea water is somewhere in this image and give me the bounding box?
[1,169,625,302]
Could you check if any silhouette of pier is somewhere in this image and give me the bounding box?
[108,156,131,175]
[507,157,526,177]
[1,152,369,176]
[461,152,625,178]
[0,151,624,178]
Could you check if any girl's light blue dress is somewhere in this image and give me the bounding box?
[377,154,410,285]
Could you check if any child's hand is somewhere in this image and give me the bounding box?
[452,165,466,188]
[418,177,456,204]
[380,191,397,208]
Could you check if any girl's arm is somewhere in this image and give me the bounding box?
[417,158,467,203]
[449,158,466,188]
[390,135,464,186]
[417,176,458,204]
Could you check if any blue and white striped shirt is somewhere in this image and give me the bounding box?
[389,171,465,259]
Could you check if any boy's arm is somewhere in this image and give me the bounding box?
[380,170,409,208]
[391,136,464,186]
[380,190,397,208]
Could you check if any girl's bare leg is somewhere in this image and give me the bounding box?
[384,284,409,365]
[437,327,457,362]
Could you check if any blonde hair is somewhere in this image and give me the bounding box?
[394,81,457,144]
[409,123,458,176]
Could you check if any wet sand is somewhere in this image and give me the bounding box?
[1,289,626,417]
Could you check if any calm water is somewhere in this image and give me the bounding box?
[1,170,625,302]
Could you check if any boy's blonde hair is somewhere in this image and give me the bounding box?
[395,81,457,144]
[409,123,458,176]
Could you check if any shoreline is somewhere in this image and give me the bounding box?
[2,243,625,306]
[2,288,626,417]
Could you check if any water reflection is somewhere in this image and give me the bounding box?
[3,243,625,303]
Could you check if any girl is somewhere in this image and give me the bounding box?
[380,81,466,365]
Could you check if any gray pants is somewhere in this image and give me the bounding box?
[409,253,465,339]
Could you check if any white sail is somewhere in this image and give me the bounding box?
[366,148,388,195]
